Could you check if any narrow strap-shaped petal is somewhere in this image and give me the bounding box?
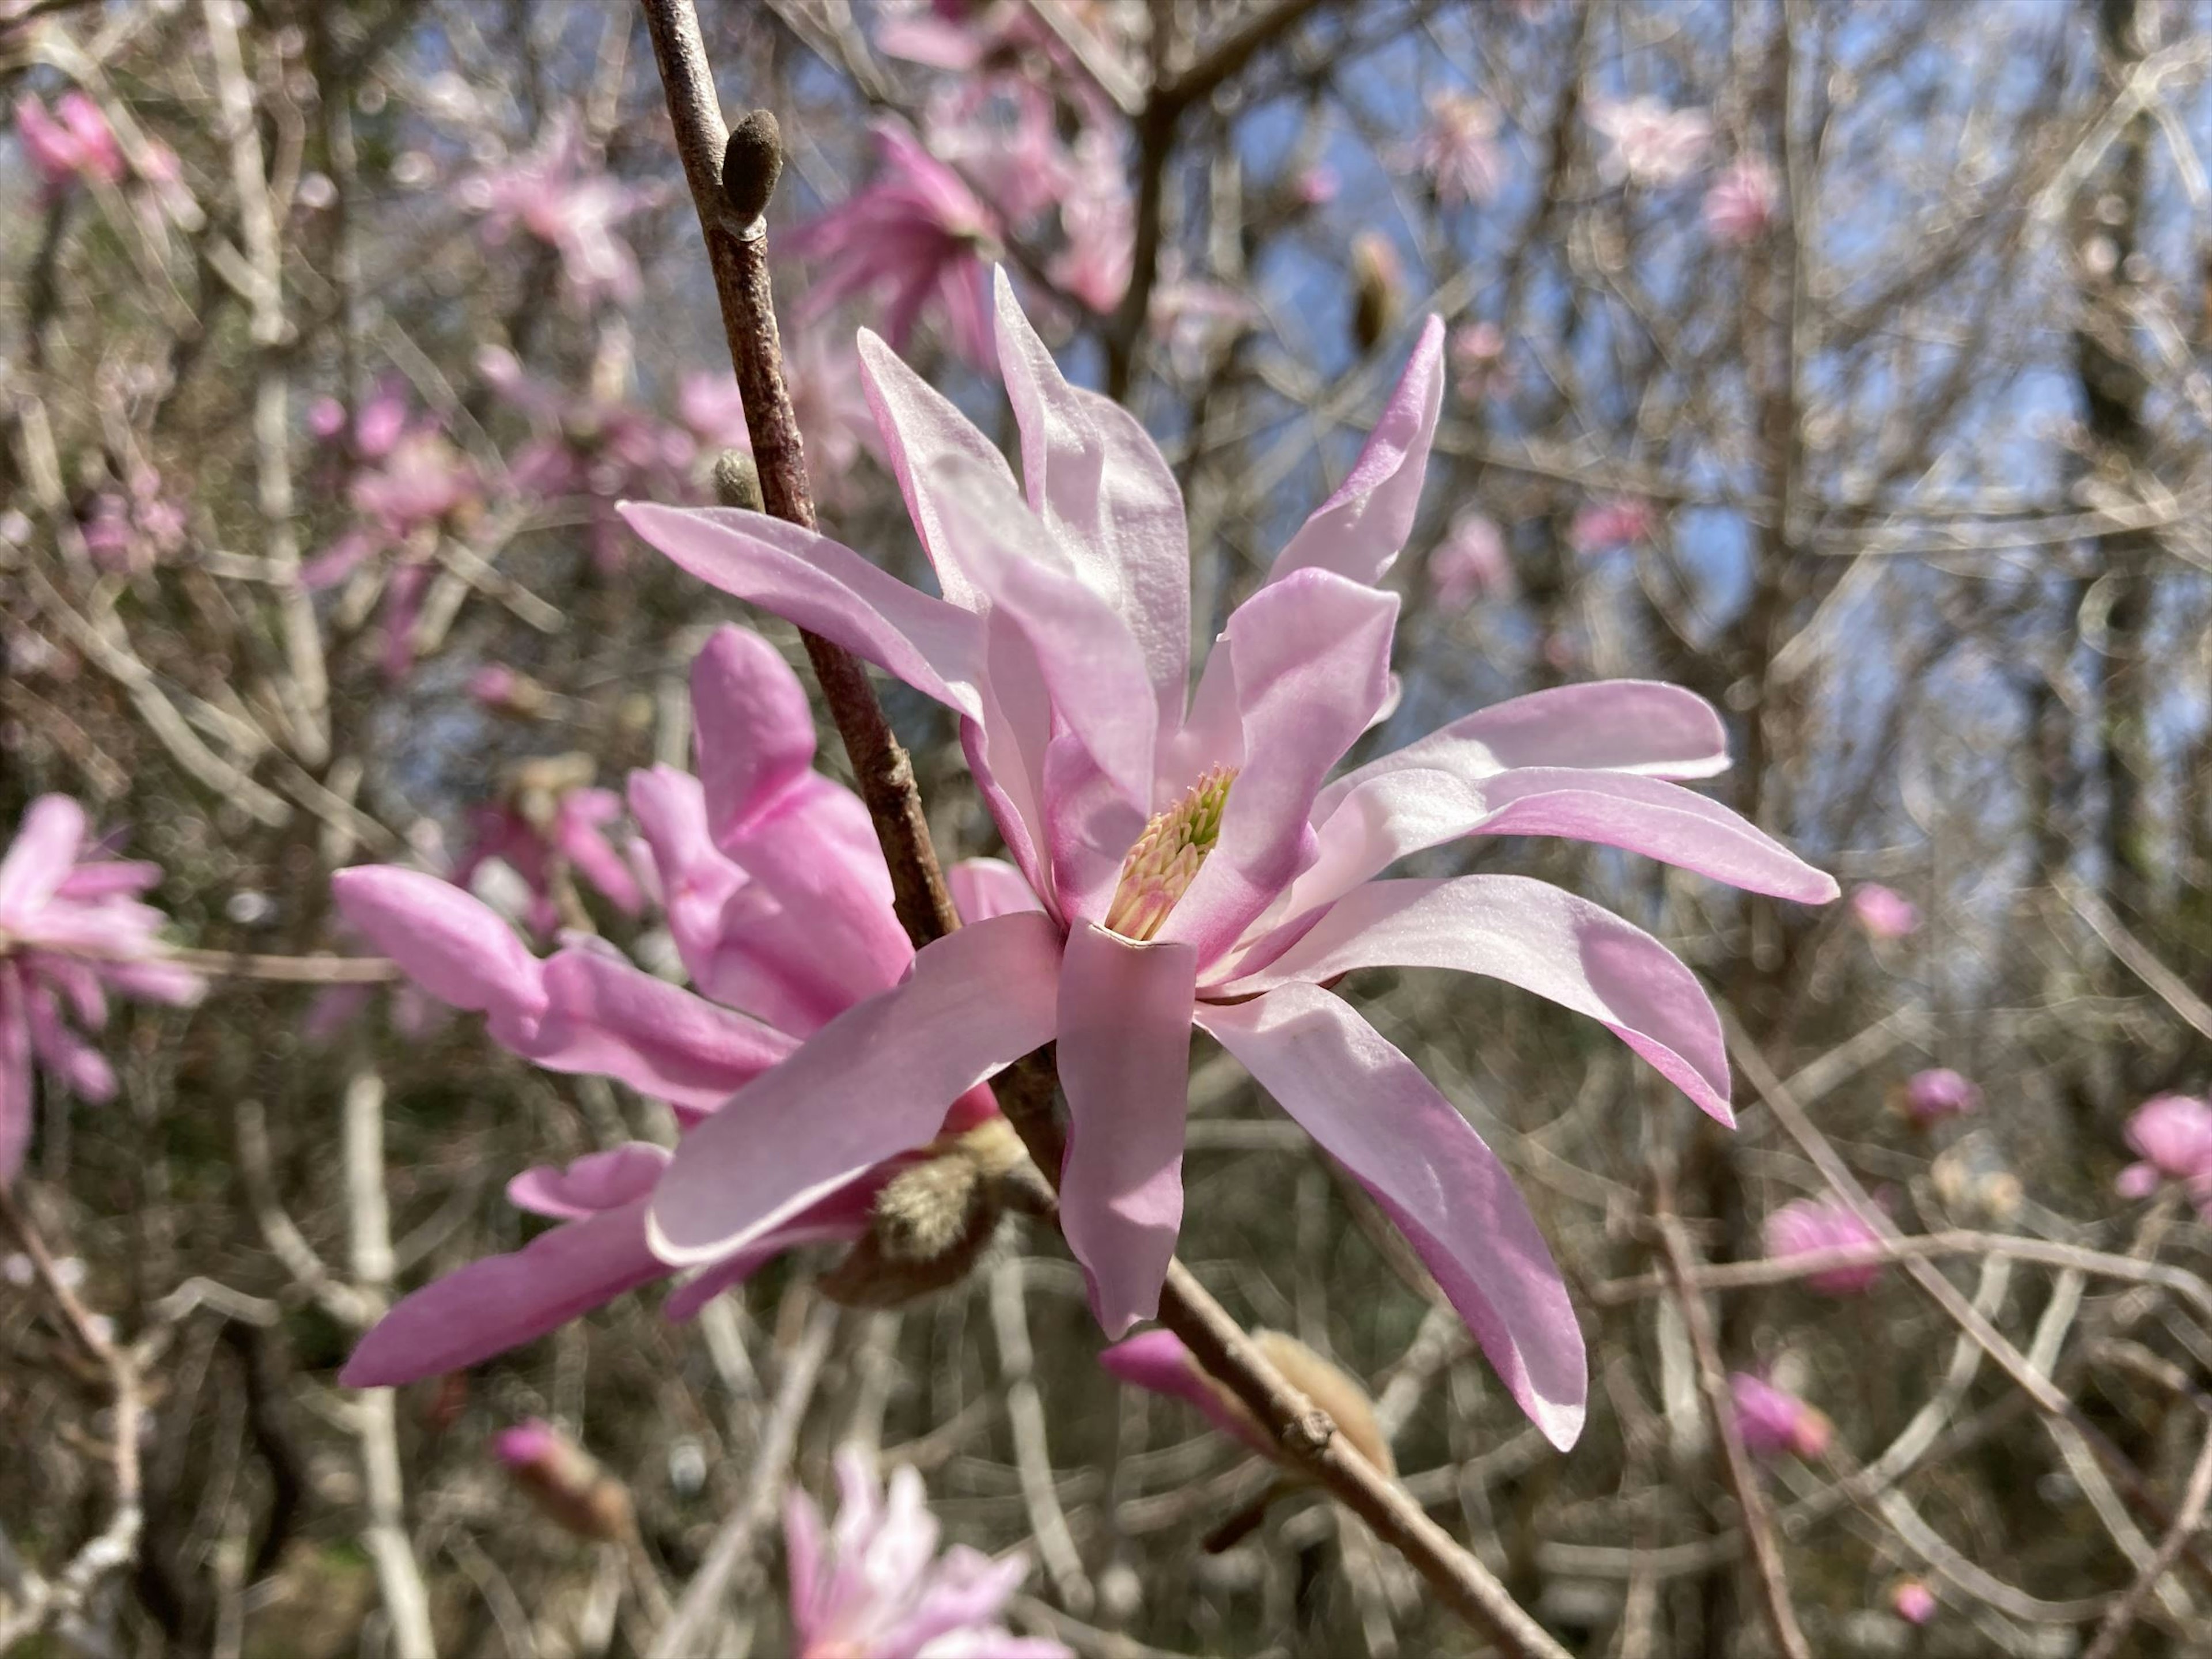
[22,981,113,1101]
[1279,766,1838,921]
[0,796,88,928]
[688,625,821,838]
[1099,1330,1270,1455]
[331,866,548,1028]
[525,948,800,1118]
[1267,317,1445,587]
[949,858,1043,923]
[0,969,33,1181]
[994,269,1191,741]
[507,1142,672,1219]
[660,1174,886,1321]
[617,503,984,719]
[647,911,1065,1265]
[1056,922,1197,1335]
[626,766,752,998]
[339,1200,667,1387]
[1317,680,1730,819]
[1158,570,1398,965]
[1219,875,1733,1124]
[1195,983,1587,1449]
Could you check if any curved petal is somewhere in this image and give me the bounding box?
[339,1200,667,1386]
[1195,984,1586,1449]
[526,949,799,1118]
[1317,681,1730,817]
[647,912,1065,1265]
[1056,922,1197,1335]
[1220,876,1732,1124]
[1158,571,1398,964]
[689,625,820,838]
[994,269,1191,741]
[1267,317,1445,587]
[1280,766,1838,919]
[661,1174,887,1320]
[949,858,1043,923]
[1100,1330,1270,1455]
[507,1142,672,1219]
[331,866,548,1028]
[0,796,88,928]
[616,503,983,718]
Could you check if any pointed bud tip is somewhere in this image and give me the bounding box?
[721,109,783,225]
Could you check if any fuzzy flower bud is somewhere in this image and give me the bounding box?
[493,1419,632,1542]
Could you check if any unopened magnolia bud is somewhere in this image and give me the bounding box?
[494,1419,633,1542]
[821,1119,1035,1307]
[1350,231,1404,354]
[711,449,763,512]
[469,664,551,719]
[1250,1330,1395,1477]
[721,109,782,229]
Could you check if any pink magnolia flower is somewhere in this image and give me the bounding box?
[1900,1067,1980,1124]
[1762,1195,1883,1296]
[1891,1580,1937,1626]
[786,1448,1071,1659]
[334,627,1007,1386]
[1729,1372,1831,1460]
[0,797,203,1179]
[461,113,645,309]
[456,784,646,940]
[679,331,875,507]
[619,270,1837,1450]
[1850,882,1919,940]
[789,121,1002,366]
[1703,156,1778,244]
[1429,509,1512,607]
[2116,1093,2212,1209]
[13,91,126,195]
[1397,91,1506,206]
[1588,97,1713,187]
[1449,320,1512,401]
[1051,126,1135,313]
[80,469,186,573]
[1570,495,1657,554]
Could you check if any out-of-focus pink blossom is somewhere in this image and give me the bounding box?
[785,1448,1071,1659]
[1570,496,1657,554]
[622,270,1838,1452]
[0,797,203,1179]
[461,113,645,309]
[80,470,186,574]
[1729,1372,1831,1460]
[1850,882,1919,940]
[1900,1067,1980,1124]
[1588,96,1713,187]
[1294,164,1340,206]
[456,781,645,940]
[678,332,874,507]
[1147,272,1260,379]
[788,120,1001,365]
[1891,1580,1937,1625]
[1449,320,1513,400]
[1430,510,1512,607]
[1051,126,1135,313]
[1762,1195,1883,1296]
[14,91,126,195]
[2116,1093,2212,1210]
[927,79,1073,229]
[1397,91,1506,205]
[1703,156,1778,243]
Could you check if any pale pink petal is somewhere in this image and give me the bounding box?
[507,1142,672,1219]
[1056,922,1198,1335]
[1317,681,1732,819]
[0,796,89,927]
[552,802,645,916]
[1268,317,1445,587]
[993,270,1191,741]
[1099,1330,1270,1454]
[1220,876,1732,1124]
[24,983,114,1101]
[661,1179,885,1321]
[615,503,984,718]
[331,866,549,1030]
[647,912,1064,1264]
[339,1200,665,1386]
[949,858,1043,923]
[1196,983,1586,1448]
[688,626,820,835]
[1159,571,1398,964]
[889,1546,1036,1651]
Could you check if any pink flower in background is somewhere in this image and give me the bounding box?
[622,270,1836,1450]
[1397,90,1506,205]
[463,113,645,309]
[79,469,186,573]
[1570,495,1657,553]
[1294,164,1340,206]
[456,784,645,940]
[1900,1067,1980,1124]
[1588,96,1713,187]
[1850,882,1919,940]
[14,91,126,195]
[926,78,1073,229]
[1429,509,1512,607]
[1449,320,1512,400]
[679,331,874,506]
[1763,1195,1883,1296]
[788,120,1001,366]
[1703,156,1778,243]
[0,797,203,1180]
[335,627,1007,1386]
[1051,127,1136,313]
[1729,1372,1831,1460]
[1891,1580,1937,1626]
[1147,272,1260,380]
[2116,1093,2212,1213]
[786,1448,1071,1659]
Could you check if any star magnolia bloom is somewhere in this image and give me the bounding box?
[13,92,126,195]
[334,627,1007,1387]
[1762,1195,1883,1296]
[1900,1066,1980,1124]
[0,797,202,1179]
[1891,1580,1937,1626]
[1850,882,1919,940]
[1397,91,1506,206]
[1703,156,1778,244]
[1728,1372,1831,1460]
[1569,495,1658,554]
[2116,1093,2212,1213]
[618,272,1837,1449]
[461,113,645,309]
[786,1448,1071,1659]
[1588,96,1713,187]
[1429,509,1512,607]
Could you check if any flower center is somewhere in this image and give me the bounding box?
[1103,767,1234,942]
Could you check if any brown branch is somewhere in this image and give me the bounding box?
[2081,1412,2212,1659]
